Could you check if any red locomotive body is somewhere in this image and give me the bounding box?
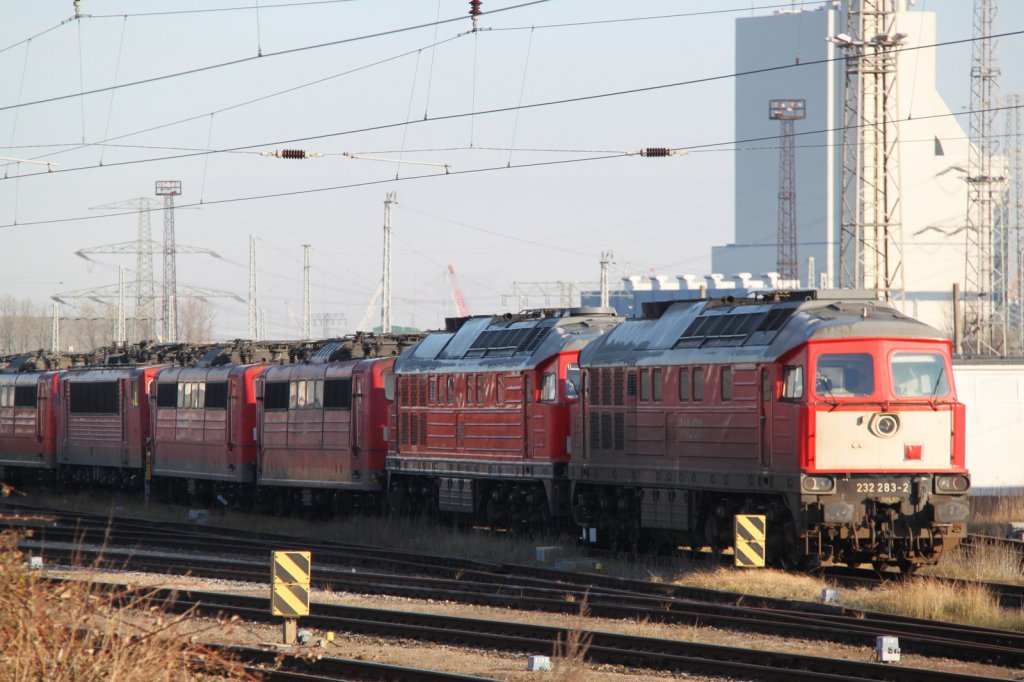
[0,372,60,471]
[256,355,393,510]
[151,363,267,497]
[388,308,620,530]
[572,292,969,570]
[56,366,162,484]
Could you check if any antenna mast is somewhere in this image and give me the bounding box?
[382,192,397,333]
[249,235,259,340]
[302,244,312,340]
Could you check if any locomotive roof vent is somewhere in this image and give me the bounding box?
[568,306,617,317]
[196,347,231,368]
[462,324,553,359]
[311,341,348,364]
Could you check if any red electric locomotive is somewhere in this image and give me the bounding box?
[387,308,621,531]
[571,291,969,571]
[0,370,60,477]
[57,365,163,486]
[255,336,419,513]
[151,357,269,505]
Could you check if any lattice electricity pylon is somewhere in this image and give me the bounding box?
[75,240,222,342]
[963,0,1008,355]
[1007,93,1023,352]
[836,0,905,300]
[52,282,243,343]
[89,198,160,341]
[769,99,806,284]
[156,180,182,342]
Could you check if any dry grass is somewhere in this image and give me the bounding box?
[674,566,1024,631]
[924,537,1024,584]
[676,566,826,603]
[0,530,254,681]
[551,596,593,682]
[970,493,1024,536]
[841,578,1024,630]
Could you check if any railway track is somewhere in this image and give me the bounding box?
[211,644,502,682]
[50,578,1004,682]
[8,505,1024,673]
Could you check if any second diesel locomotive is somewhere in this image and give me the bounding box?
[570,290,970,570]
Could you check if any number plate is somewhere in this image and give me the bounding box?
[854,480,911,495]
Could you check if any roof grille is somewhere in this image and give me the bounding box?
[674,306,796,349]
[462,325,553,359]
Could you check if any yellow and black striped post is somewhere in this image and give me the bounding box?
[733,514,766,568]
[271,550,311,643]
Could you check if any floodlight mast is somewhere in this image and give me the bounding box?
[769,99,806,284]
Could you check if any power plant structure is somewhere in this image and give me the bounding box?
[710,0,1020,356]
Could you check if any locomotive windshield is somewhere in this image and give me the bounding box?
[891,352,949,397]
[814,353,874,397]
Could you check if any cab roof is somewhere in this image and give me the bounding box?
[580,291,946,367]
[395,308,622,374]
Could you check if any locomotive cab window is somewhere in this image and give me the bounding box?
[69,381,119,414]
[565,363,580,400]
[156,382,177,408]
[14,385,37,408]
[324,378,352,409]
[204,382,228,409]
[816,353,874,397]
[782,366,803,400]
[891,352,949,397]
[264,381,289,410]
[540,372,556,402]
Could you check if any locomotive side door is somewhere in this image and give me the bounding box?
[120,377,130,466]
[759,368,772,468]
[523,373,533,458]
[352,372,362,457]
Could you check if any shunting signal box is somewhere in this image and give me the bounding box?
[271,550,311,617]
[734,514,766,568]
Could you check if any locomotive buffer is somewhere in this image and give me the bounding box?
[271,551,311,643]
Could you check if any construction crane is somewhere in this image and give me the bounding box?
[445,264,471,317]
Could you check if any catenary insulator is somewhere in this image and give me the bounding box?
[469,0,482,17]
[260,149,324,159]
[640,147,670,157]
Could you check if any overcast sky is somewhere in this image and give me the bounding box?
[1,0,1021,338]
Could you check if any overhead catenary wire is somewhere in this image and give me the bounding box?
[0,0,551,116]
[3,26,1021,181]
[2,99,1023,232]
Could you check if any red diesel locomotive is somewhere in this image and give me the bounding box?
[570,291,970,570]
[387,307,621,531]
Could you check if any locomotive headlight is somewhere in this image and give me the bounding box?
[801,475,835,494]
[869,413,900,438]
[934,474,970,494]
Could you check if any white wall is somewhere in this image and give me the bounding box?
[954,362,1024,493]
